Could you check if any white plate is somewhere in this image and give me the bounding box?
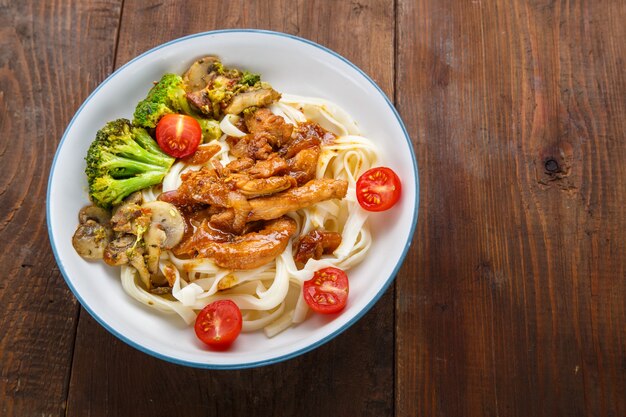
[47,29,418,368]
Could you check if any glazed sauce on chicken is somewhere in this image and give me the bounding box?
[158,108,347,270]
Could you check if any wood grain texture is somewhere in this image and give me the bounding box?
[65,1,396,416]
[396,0,626,416]
[0,0,122,415]
[4,0,626,415]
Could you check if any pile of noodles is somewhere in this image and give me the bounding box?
[121,94,381,337]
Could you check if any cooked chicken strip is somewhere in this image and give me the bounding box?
[280,122,327,158]
[287,146,320,185]
[248,178,348,221]
[204,178,348,226]
[246,154,289,178]
[226,157,255,173]
[174,216,296,270]
[231,174,297,198]
[294,230,343,269]
[181,143,221,165]
[244,108,293,146]
[229,132,274,160]
[178,167,251,232]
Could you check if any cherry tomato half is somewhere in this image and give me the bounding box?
[194,300,242,350]
[303,267,349,314]
[155,114,202,158]
[355,167,402,212]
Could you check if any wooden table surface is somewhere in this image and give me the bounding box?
[2,0,625,416]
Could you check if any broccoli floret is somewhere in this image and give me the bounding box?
[133,73,195,128]
[196,118,222,141]
[133,73,222,142]
[240,71,261,87]
[86,119,174,208]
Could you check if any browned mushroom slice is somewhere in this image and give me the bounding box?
[186,89,212,115]
[103,234,151,289]
[143,224,167,275]
[78,205,111,225]
[224,88,281,115]
[123,191,144,206]
[183,56,220,92]
[110,192,151,236]
[102,235,136,266]
[129,250,151,290]
[143,201,185,249]
[72,220,113,260]
[150,286,172,295]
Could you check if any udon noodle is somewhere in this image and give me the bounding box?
[122,94,380,337]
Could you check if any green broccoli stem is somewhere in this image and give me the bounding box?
[132,127,167,156]
[111,139,174,169]
[90,171,167,208]
[99,153,172,178]
[195,118,222,142]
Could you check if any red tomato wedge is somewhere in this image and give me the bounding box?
[355,167,402,212]
[155,114,202,158]
[194,300,242,350]
[303,267,349,314]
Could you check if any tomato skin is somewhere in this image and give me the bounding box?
[356,167,402,212]
[303,267,349,314]
[155,114,202,158]
[194,300,242,350]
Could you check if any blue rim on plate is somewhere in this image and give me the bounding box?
[46,29,419,369]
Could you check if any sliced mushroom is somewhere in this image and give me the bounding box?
[110,202,150,235]
[224,88,281,115]
[72,220,113,260]
[142,201,185,249]
[102,235,136,266]
[150,271,168,287]
[150,286,172,295]
[129,250,151,290]
[103,235,151,290]
[111,191,143,218]
[78,205,111,225]
[183,56,220,92]
[124,191,144,206]
[143,223,167,275]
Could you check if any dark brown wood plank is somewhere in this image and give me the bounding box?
[66,1,396,416]
[0,0,122,415]
[396,0,626,416]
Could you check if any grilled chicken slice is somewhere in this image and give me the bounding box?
[248,178,348,221]
[177,167,251,232]
[174,216,296,270]
[294,230,343,269]
[244,108,293,146]
[246,154,289,178]
[287,146,320,185]
[226,157,255,173]
[229,132,274,160]
[231,174,297,198]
